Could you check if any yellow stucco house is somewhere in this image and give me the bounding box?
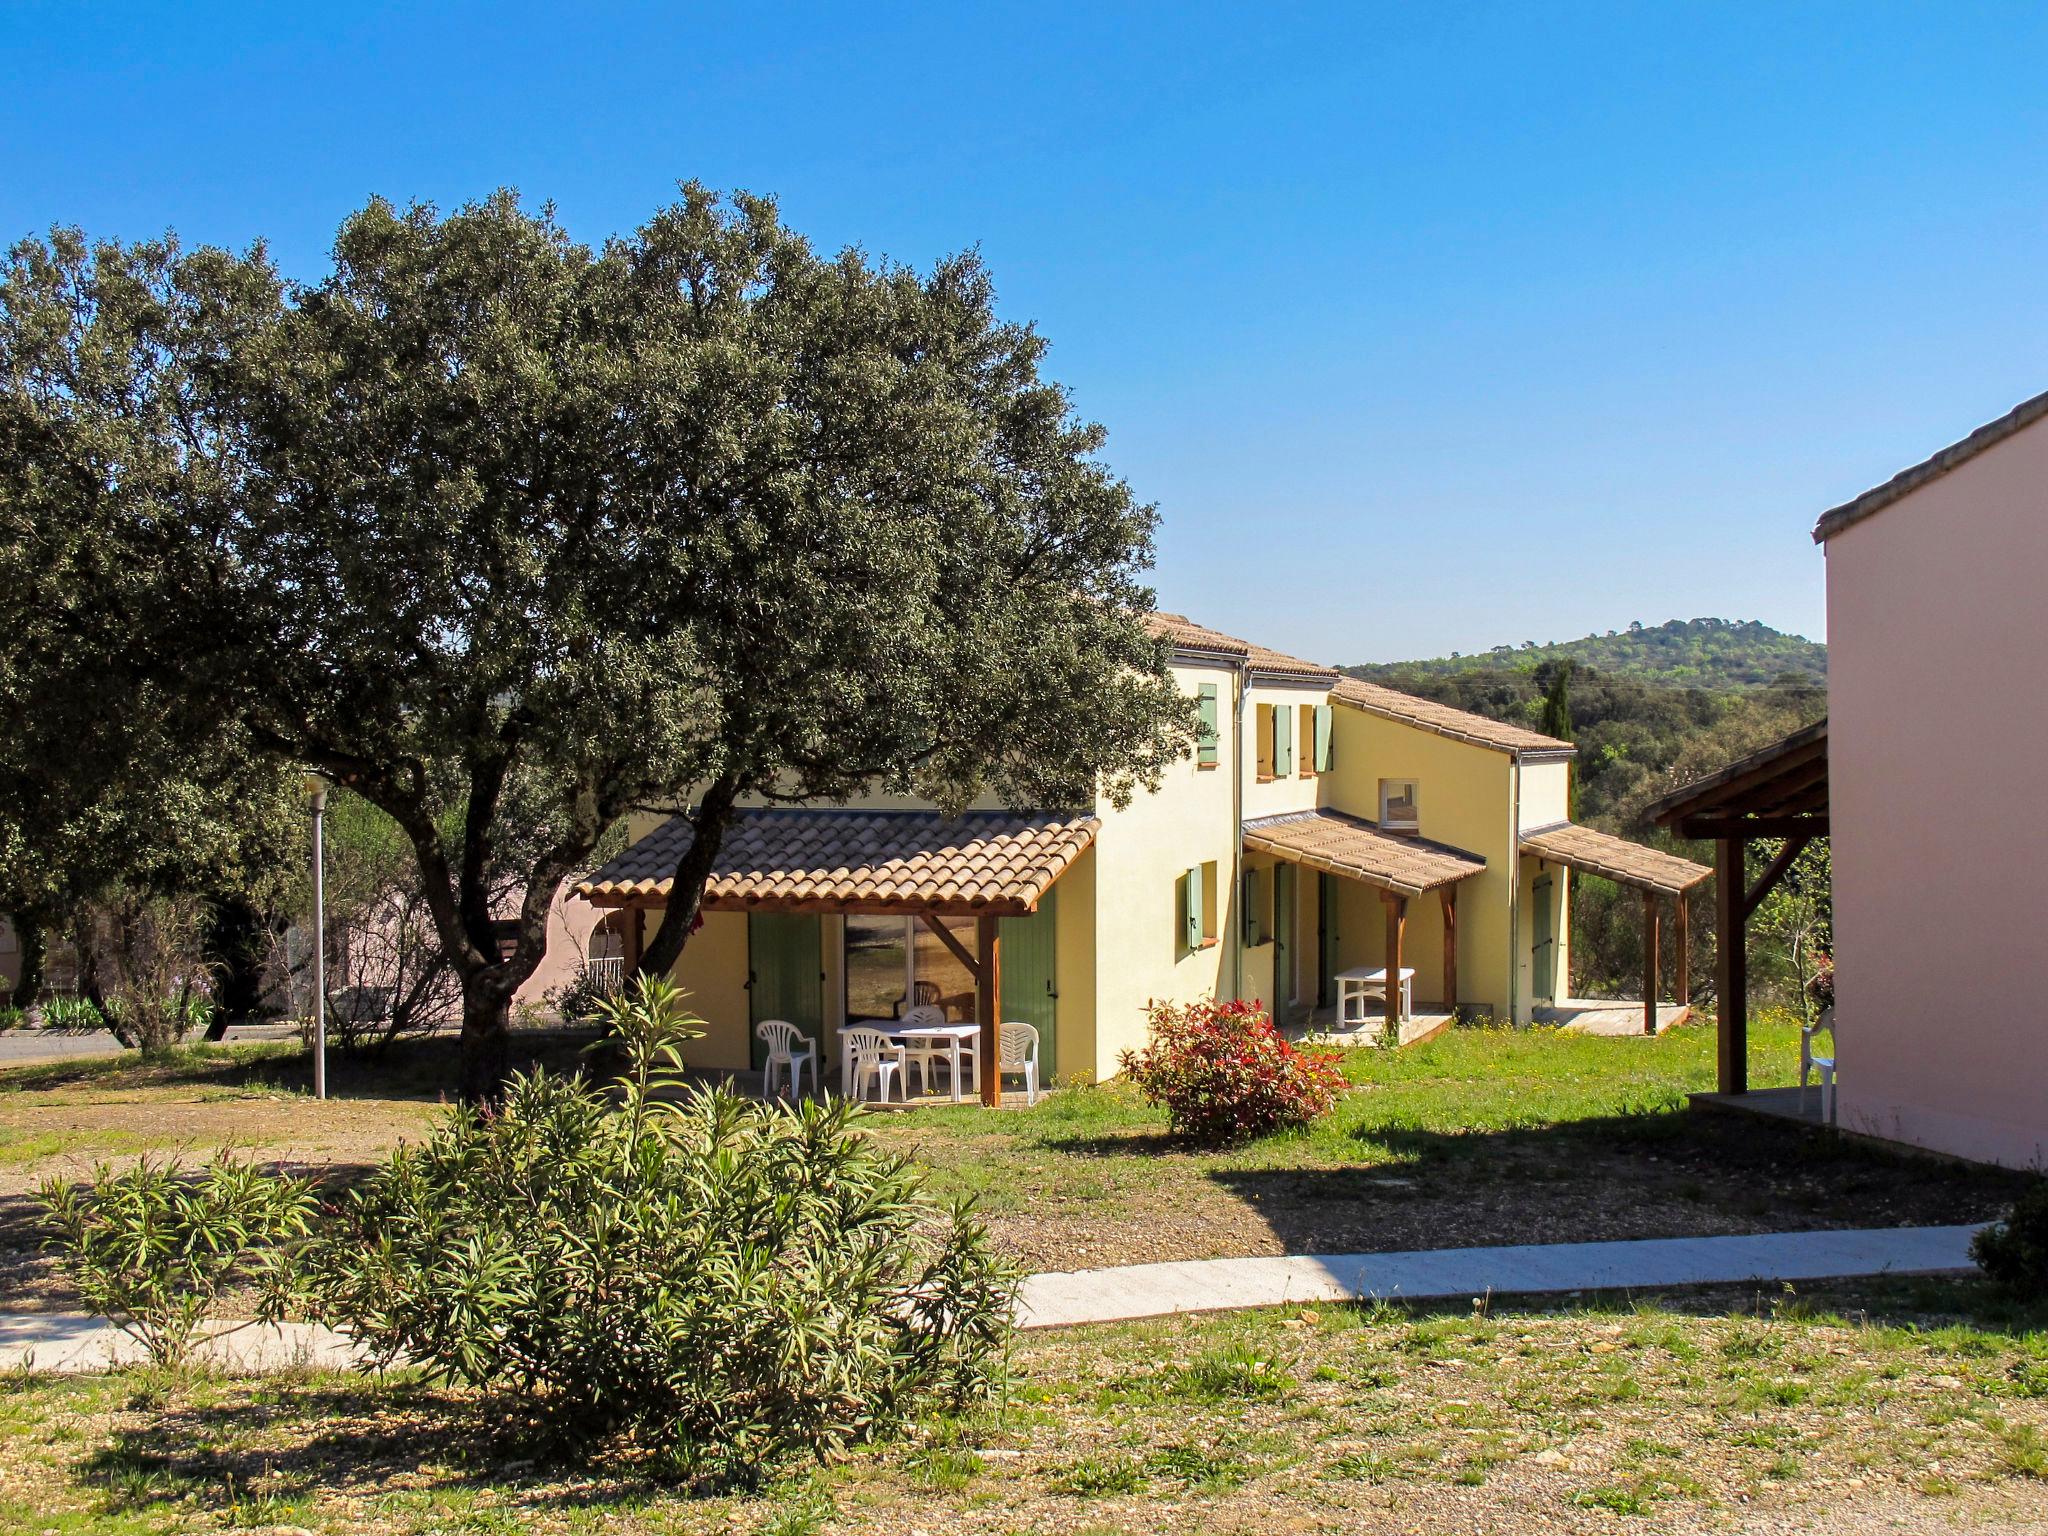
[573,614,1702,1092]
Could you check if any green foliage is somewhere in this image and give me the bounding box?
[35,1154,313,1369]
[1120,997,1344,1145]
[290,976,1016,1482]
[1974,1182,2048,1295]
[1350,617,1826,691]
[2,190,1191,1097]
[39,994,105,1032]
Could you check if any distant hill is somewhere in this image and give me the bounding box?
[1346,619,1826,692]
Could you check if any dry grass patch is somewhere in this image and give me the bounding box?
[5,1281,2048,1533]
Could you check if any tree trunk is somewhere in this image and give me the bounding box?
[458,975,513,1105]
[204,894,269,1038]
[636,776,742,981]
[8,913,45,1012]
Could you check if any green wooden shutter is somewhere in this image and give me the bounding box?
[1314,704,1333,772]
[748,912,823,1069]
[1241,867,1261,946]
[1274,704,1293,776]
[999,887,1058,1078]
[1182,865,1203,950]
[1196,682,1219,766]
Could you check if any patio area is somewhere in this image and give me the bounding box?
[1537,998,1693,1036]
[1690,1084,1828,1127]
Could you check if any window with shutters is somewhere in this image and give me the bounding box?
[1255,704,1275,779]
[1196,681,1220,768]
[1178,860,1220,952]
[1242,866,1265,946]
[1297,703,1334,777]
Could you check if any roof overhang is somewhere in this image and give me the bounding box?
[1244,809,1486,899]
[1520,821,1710,896]
[574,809,1098,916]
[1814,388,2048,542]
[1646,720,1829,842]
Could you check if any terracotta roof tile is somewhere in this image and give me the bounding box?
[1244,809,1486,897]
[573,809,1097,914]
[1331,676,1575,757]
[1519,822,1710,895]
[1145,612,1336,683]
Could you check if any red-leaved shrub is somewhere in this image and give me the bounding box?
[1119,997,1344,1145]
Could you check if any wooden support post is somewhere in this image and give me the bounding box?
[626,906,646,973]
[976,914,1001,1107]
[1714,839,1747,1094]
[1673,891,1690,1018]
[1438,885,1458,1017]
[1641,889,1660,1035]
[1382,892,1407,1041]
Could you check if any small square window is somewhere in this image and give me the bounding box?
[1380,778,1419,831]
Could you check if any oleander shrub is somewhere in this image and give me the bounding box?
[292,975,1015,1482]
[1974,1180,2048,1295]
[1120,996,1344,1145]
[37,1155,314,1369]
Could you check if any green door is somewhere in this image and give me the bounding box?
[1272,864,1296,1022]
[749,913,823,1069]
[999,888,1058,1079]
[1317,872,1339,1009]
[1530,875,1556,1004]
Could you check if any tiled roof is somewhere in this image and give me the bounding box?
[1520,822,1710,895]
[1331,676,1576,757]
[1146,612,1337,684]
[574,809,1097,914]
[1244,809,1486,898]
[1814,387,2048,543]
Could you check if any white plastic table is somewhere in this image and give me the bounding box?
[888,1021,983,1101]
[1335,965,1415,1030]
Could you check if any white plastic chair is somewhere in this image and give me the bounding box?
[1802,1005,1837,1124]
[999,1022,1041,1105]
[840,1026,908,1103]
[894,1003,951,1095]
[755,1019,816,1100]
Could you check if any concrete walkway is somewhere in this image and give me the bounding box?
[0,1225,1986,1372]
[1012,1224,1984,1329]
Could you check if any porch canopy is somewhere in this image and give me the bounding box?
[1244,809,1485,1031]
[1645,720,1829,1094]
[574,808,1099,1104]
[1519,822,1711,1035]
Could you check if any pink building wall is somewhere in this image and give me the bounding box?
[1826,417,2048,1168]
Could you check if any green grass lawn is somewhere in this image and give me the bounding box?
[858,1015,2026,1271]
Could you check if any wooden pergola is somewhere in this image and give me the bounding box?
[1243,808,1487,1037]
[1518,823,1711,1033]
[576,808,1098,1107]
[1646,720,1829,1094]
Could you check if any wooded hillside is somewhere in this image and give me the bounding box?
[1348,618,1826,692]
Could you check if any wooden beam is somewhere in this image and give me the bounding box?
[1714,838,1747,1094]
[976,915,1001,1107]
[1438,884,1458,1016]
[625,906,646,973]
[1655,738,1827,827]
[1642,889,1660,1035]
[1382,892,1407,1039]
[1740,835,1813,921]
[919,911,980,979]
[1673,890,1690,1013]
[1676,814,1827,842]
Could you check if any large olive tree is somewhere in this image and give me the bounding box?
[0,190,1190,1098]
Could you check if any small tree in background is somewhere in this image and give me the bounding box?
[1,190,1192,1100]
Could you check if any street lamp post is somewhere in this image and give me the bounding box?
[306,774,328,1101]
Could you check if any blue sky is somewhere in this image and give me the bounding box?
[6,2,2046,662]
